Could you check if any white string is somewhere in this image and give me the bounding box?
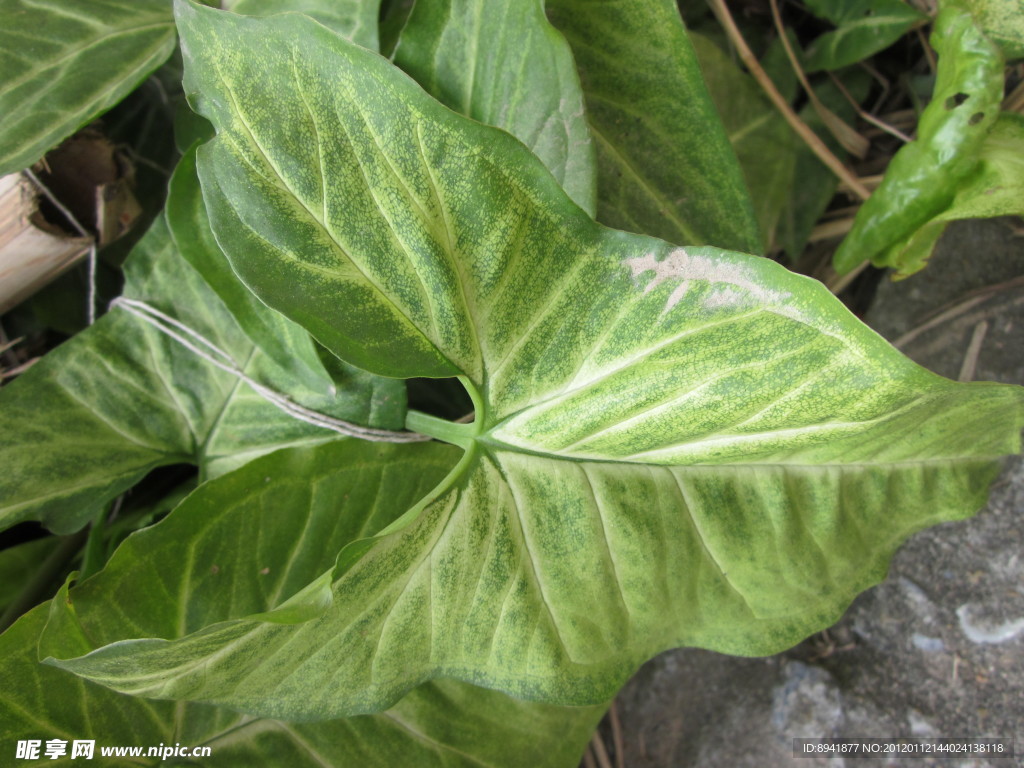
[21,168,97,325]
[86,245,97,326]
[110,297,430,443]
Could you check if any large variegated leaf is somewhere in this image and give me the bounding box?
[0,0,176,175]
[545,0,761,253]
[0,217,404,534]
[0,442,602,767]
[393,0,596,214]
[47,1,1024,718]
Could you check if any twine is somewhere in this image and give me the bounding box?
[22,168,97,325]
[110,296,430,443]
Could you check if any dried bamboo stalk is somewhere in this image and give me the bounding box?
[0,172,92,314]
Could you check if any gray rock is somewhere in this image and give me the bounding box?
[609,219,1024,768]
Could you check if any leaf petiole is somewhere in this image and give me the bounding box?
[405,410,478,448]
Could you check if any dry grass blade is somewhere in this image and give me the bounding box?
[825,259,870,294]
[809,217,856,243]
[829,73,914,143]
[0,357,39,380]
[768,0,869,159]
[894,275,1024,347]
[916,26,937,73]
[708,0,871,200]
[590,733,613,768]
[958,321,989,382]
[0,334,23,357]
[609,701,624,768]
[1004,78,1024,114]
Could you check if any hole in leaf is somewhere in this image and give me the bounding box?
[944,92,969,109]
[968,111,985,125]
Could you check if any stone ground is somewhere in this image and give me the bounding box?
[605,218,1024,768]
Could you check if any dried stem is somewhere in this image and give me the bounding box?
[590,733,613,768]
[958,321,988,382]
[768,0,868,158]
[708,0,871,200]
[828,73,914,143]
[609,701,625,768]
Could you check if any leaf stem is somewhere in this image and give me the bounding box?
[405,410,478,448]
[79,504,111,581]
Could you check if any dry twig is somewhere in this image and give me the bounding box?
[768,0,869,158]
[707,0,871,201]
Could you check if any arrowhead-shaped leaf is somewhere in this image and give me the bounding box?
[393,0,595,214]
[0,441,602,767]
[0,216,404,534]
[47,0,1024,718]
[0,0,176,175]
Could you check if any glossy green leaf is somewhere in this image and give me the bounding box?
[226,0,379,49]
[803,0,927,72]
[833,1,1005,277]
[930,112,1024,220]
[545,0,761,253]
[393,0,595,214]
[0,442,602,767]
[0,217,404,534]
[49,1,1024,718]
[0,0,177,175]
[167,146,332,390]
[964,0,1024,58]
[857,111,1024,272]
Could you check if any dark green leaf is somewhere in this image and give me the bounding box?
[394,0,596,213]
[546,0,762,253]
[0,538,61,616]
[166,146,333,390]
[689,33,798,252]
[780,71,873,259]
[803,0,927,72]
[0,0,176,175]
